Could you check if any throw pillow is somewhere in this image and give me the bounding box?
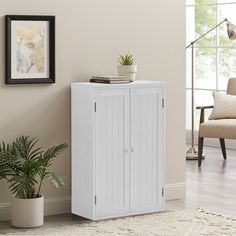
[209,91,236,120]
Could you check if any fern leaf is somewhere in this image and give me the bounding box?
[48,172,65,188]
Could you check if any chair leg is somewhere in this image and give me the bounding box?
[198,137,204,167]
[219,138,227,160]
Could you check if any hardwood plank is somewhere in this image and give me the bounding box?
[167,146,236,216]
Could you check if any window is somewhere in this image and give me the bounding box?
[186,0,236,129]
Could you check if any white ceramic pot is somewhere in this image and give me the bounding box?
[11,195,44,228]
[117,65,137,82]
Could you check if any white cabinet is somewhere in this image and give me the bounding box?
[71,81,165,220]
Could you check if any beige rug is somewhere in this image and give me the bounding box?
[2,208,236,236]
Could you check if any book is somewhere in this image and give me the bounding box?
[90,79,130,84]
[91,75,129,81]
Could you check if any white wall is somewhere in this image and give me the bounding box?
[0,0,186,218]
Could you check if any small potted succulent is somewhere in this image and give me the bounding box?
[0,136,67,228]
[117,53,137,82]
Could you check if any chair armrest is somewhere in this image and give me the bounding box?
[196,106,214,124]
[196,105,214,110]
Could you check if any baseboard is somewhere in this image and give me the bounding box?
[0,202,11,222]
[0,196,71,222]
[44,196,71,216]
[0,184,185,221]
[165,182,186,201]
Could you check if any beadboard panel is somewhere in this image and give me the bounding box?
[130,87,164,213]
[95,89,130,218]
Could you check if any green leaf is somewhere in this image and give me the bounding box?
[118,53,134,65]
[42,143,68,167]
[25,42,35,49]
[48,172,65,188]
[0,136,67,198]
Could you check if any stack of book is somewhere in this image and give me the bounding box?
[90,76,130,84]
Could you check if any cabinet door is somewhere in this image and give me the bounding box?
[130,87,164,213]
[95,89,130,219]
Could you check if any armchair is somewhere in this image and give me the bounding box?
[197,78,236,167]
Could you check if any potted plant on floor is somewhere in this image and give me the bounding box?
[117,53,137,82]
[0,136,67,228]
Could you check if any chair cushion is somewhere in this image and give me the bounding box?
[209,91,236,119]
[199,119,236,139]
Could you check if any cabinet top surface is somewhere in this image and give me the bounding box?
[71,80,165,88]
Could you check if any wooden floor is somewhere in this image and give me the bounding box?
[0,146,236,233]
[167,146,236,216]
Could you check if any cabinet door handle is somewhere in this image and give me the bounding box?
[124,148,130,153]
[124,148,135,153]
[130,148,135,153]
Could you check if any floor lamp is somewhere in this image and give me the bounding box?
[186,18,236,160]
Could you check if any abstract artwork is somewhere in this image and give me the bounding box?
[5,15,55,84]
[15,23,47,75]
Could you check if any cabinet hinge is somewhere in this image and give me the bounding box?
[162,99,164,108]
[162,187,164,197]
[94,102,96,112]
[95,195,97,205]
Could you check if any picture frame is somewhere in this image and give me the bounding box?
[5,15,55,84]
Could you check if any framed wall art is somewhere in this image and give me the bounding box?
[5,15,55,84]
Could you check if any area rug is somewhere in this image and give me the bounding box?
[2,208,236,236]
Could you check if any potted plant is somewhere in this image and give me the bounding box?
[0,136,67,228]
[117,53,137,82]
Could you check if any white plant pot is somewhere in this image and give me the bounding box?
[117,65,137,82]
[11,195,44,228]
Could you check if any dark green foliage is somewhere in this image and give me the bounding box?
[0,136,67,199]
[118,53,134,65]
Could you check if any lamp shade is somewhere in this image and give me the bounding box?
[227,21,236,40]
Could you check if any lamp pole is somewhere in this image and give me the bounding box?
[186,18,228,160]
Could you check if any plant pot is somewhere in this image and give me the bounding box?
[117,65,137,82]
[11,195,44,228]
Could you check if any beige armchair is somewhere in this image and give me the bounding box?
[197,78,236,167]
